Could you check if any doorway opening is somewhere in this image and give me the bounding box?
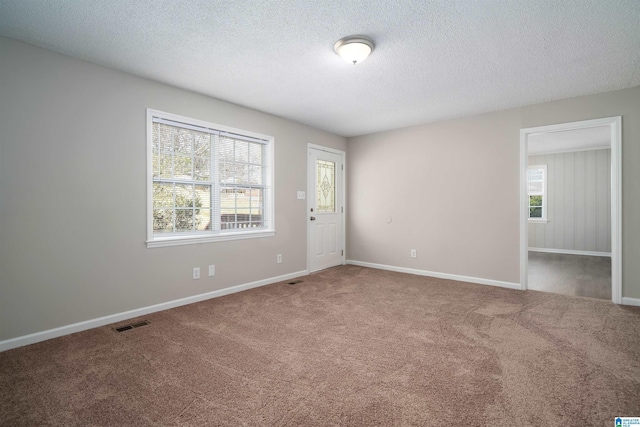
[520,117,621,303]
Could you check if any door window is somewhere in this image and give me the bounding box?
[317,160,336,213]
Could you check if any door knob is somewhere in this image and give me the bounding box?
[310,216,316,221]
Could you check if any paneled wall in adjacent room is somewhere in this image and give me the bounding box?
[528,149,611,254]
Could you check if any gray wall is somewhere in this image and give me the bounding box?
[348,86,640,298]
[528,149,611,253]
[0,37,347,341]
[347,110,522,283]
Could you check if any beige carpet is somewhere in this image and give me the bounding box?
[1,265,639,426]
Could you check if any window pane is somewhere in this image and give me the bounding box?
[174,155,193,179]
[195,185,211,209]
[249,143,262,165]
[529,207,542,218]
[248,188,263,209]
[219,138,234,162]
[153,183,174,208]
[249,165,262,185]
[194,157,210,181]
[173,130,193,155]
[175,184,194,207]
[527,167,545,194]
[153,209,174,232]
[235,188,251,214]
[154,154,173,179]
[193,134,210,157]
[528,181,543,194]
[196,185,211,232]
[529,195,543,207]
[219,163,250,185]
[527,170,542,180]
[175,209,196,232]
[219,162,234,184]
[196,209,212,231]
[220,187,237,214]
[154,123,174,154]
[250,208,263,227]
[235,140,249,162]
[220,196,236,228]
[317,160,336,213]
[234,164,249,184]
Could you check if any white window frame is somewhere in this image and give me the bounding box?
[146,109,275,248]
[527,164,547,223]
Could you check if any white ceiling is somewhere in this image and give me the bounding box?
[1,1,639,137]
[528,126,611,155]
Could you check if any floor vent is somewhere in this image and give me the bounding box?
[288,280,304,285]
[114,320,150,332]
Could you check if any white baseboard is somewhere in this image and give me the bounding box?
[528,247,612,257]
[0,269,308,353]
[347,260,640,307]
[622,297,640,307]
[346,260,522,290]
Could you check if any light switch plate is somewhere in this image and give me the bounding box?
[297,191,306,200]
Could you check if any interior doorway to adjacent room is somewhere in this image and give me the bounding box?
[520,117,621,303]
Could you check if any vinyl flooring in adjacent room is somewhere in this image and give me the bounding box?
[528,251,612,300]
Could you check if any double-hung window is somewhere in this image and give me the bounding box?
[527,164,547,222]
[147,109,274,247]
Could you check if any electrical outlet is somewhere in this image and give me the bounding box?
[410,249,417,258]
[208,265,215,276]
[277,254,283,264]
[193,267,200,279]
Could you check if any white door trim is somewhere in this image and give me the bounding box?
[519,116,622,304]
[307,144,346,272]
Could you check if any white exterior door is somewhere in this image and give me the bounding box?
[308,146,344,272]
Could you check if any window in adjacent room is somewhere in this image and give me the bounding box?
[527,164,547,222]
[147,109,274,247]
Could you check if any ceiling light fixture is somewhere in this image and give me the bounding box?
[334,36,374,65]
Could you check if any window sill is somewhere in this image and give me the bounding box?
[147,229,275,248]
[528,219,549,224]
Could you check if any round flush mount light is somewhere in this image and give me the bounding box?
[333,36,374,65]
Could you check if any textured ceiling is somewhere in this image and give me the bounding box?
[1,1,639,137]
[528,126,610,155]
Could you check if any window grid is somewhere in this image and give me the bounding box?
[219,136,266,230]
[152,124,214,234]
[148,110,273,245]
[527,165,547,220]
